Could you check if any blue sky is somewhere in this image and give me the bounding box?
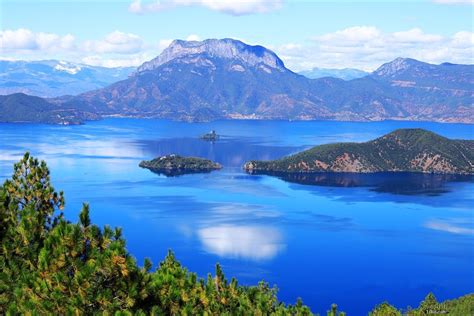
[1,0,473,70]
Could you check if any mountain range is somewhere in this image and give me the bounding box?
[0,60,134,97]
[0,38,472,124]
[298,67,368,80]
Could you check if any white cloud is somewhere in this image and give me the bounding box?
[129,0,175,13]
[158,39,174,50]
[451,31,474,48]
[81,53,153,68]
[279,43,302,51]
[1,28,147,57]
[432,0,473,4]
[391,28,443,43]
[84,31,144,54]
[197,0,283,15]
[318,26,381,44]
[129,0,283,15]
[186,34,201,41]
[0,28,75,51]
[275,27,474,71]
[0,28,38,50]
[0,29,159,68]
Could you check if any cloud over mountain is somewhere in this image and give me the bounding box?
[83,31,145,54]
[2,26,472,72]
[275,27,474,71]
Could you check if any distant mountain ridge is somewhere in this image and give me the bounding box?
[61,38,471,123]
[244,129,474,175]
[372,57,473,90]
[0,60,134,97]
[299,67,368,80]
[0,38,473,124]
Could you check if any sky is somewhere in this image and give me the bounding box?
[0,0,473,71]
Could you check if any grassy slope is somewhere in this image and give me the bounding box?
[246,129,474,174]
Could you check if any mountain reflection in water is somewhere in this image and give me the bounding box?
[248,171,474,196]
[135,137,304,168]
[144,168,217,177]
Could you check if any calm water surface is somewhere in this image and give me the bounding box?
[1,118,473,315]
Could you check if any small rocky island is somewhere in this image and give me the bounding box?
[200,130,219,141]
[244,129,474,175]
[139,154,222,176]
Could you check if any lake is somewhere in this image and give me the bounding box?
[0,118,473,315]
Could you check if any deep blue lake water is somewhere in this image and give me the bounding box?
[0,118,473,315]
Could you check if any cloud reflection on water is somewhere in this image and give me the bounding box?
[116,194,288,261]
[424,218,474,235]
[36,140,143,159]
[197,225,285,261]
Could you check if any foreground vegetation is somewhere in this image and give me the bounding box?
[1,153,472,314]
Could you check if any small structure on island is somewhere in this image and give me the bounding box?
[200,130,219,141]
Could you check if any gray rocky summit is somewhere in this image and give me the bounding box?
[137,38,287,73]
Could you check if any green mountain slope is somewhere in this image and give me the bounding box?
[244,129,474,174]
[0,93,98,124]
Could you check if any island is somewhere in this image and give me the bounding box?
[244,129,474,175]
[139,154,222,176]
[200,130,219,141]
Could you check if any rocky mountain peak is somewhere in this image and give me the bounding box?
[372,57,423,77]
[136,38,287,73]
